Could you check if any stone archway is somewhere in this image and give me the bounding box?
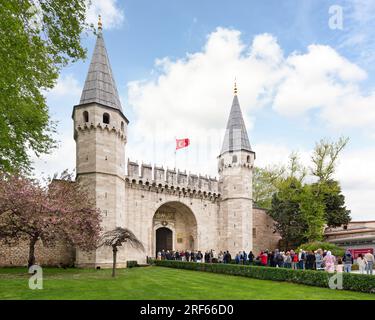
[152,201,198,256]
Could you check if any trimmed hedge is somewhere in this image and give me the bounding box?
[126,260,138,268]
[154,260,375,294]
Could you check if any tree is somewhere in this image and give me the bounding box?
[266,137,351,245]
[311,136,349,183]
[309,137,351,230]
[0,172,101,267]
[253,165,285,209]
[268,177,308,249]
[100,227,144,277]
[0,0,92,173]
[299,184,325,242]
[253,153,306,209]
[319,180,351,227]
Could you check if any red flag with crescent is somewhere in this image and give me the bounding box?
[176,138,190,150]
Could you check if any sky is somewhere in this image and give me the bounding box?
[33,0,375,221]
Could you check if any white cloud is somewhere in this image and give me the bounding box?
[129,28,375,137]
[273,45,366,117]
[47,74,82,99]
[124,27,375,220]
[31,132,76,180]
[86,0,124,30]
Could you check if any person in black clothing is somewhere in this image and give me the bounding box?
[197,251,203,262]
[224,251,231,264]
[204,251,209,263]
[305,251,316,270]
[269,251,276,267]
[191,251,196,262]
[275,250,284,268]
[185,251,190,262]
[248,251,254,265]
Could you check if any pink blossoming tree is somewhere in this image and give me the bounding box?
[0,171,102,268]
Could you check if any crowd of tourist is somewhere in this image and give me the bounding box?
[156,248,375,275]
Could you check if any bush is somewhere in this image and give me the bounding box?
[298,241,345,256]
[126,260,138,268]
[153,260,375,294]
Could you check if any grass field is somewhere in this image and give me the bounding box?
[0,266,374,300]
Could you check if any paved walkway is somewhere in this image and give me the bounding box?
[350,270,375,276]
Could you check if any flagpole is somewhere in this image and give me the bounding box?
[174,136,177,171]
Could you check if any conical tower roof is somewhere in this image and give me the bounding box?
[79,26,122,111]
[220,93,252,155]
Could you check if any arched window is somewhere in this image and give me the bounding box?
[83,111,89,122]
[121,121,124,131]
[247,155,251,163]
[232,155,238,163]
[103,113,110,124]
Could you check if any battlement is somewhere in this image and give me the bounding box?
[126,159,219,195]
[75,122,126,141]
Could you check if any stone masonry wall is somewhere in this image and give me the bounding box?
[0,240,75,267]
[252,207,281,255]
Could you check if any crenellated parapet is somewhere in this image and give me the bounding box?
[75,122,126,142]
[126,159,220,200]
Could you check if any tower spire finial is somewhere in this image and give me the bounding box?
[234,77,238,95]
[98,14,103,31]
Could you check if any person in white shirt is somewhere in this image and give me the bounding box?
[357,254,367,274]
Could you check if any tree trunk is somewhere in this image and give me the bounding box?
[112,246,118,277]
[28,236,38,269]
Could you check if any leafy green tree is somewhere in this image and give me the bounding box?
[299,184,325,242]
[319,180,351,227]
[253,153,306,209]
[0,0,91,173]
[309,137,351,230]
[310,136,349,184]
[268,177,308,249]
[267,138,350,245]
[253,166,285,209]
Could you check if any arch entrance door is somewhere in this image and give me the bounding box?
[152,201,198,256]
[156,227,173,254]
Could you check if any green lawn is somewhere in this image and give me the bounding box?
[0,266,374,300]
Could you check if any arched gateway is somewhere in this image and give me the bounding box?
[152,202,198,256]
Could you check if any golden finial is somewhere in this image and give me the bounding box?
[98,15,103,31]
[234,78,238,95]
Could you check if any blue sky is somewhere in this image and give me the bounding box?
[35,0,375,220]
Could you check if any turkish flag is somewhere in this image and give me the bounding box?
[176,138,190,150]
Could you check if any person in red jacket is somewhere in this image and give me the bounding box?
[260,251,268,266]
[292,252,299,270]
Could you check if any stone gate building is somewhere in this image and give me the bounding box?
[0,23,281,268]
[73,23,258,268]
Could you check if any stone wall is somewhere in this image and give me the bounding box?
[0,239,75,267]
[252,207,281,255]
[0,206,281,267]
